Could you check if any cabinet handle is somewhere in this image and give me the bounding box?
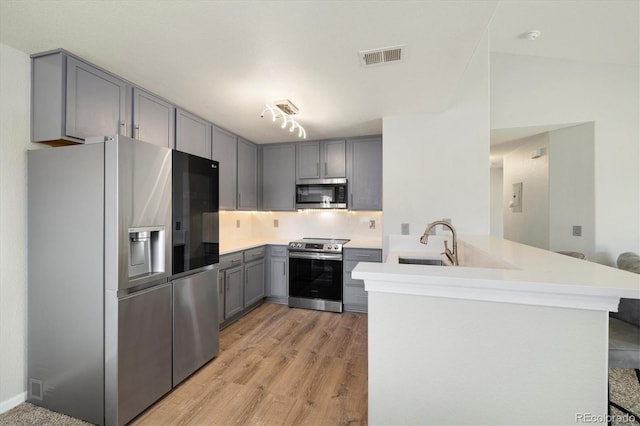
[325,162,327,176]
[316,162,319,177]
[350,194,353,207]
[238,193,241,207]
[356,254,371,258]
[119,120,126,136]
[283,262,286,276]
[135,125,140,139]
[231,259,242,265]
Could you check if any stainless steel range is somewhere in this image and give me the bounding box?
[288,238,350,313]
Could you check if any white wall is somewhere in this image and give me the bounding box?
[0,44,31,411]
[489,167,503,238]
[502,133,550,250]
[382,32,489,251]
[491,53,639,265]
[549,123,595,260]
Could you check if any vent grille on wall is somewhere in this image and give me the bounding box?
[359,45,406,67]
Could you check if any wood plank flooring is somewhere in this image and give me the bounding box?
[131,303,368,425]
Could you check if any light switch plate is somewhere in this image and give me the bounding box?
[572,225,582,236]
[401,223,410,235]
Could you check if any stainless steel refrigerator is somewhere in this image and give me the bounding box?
[171,150,220,386]
[28,135,174,425]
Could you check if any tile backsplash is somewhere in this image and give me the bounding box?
[220,210,383,242]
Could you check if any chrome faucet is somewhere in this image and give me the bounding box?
[420,221,459,265]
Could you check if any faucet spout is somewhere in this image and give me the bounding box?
[419,221,459,265]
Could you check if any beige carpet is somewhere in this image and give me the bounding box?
[1,368,638,425]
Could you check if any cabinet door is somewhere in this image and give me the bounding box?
[348,137,382,210]
[132,87,175,148]
[262,144,295,210]
[296,142,321,179]
[212,127,237,210]
[237,138,258,210]
[244,260,265,306]
[269,256,288,298]
[323,139,346,178]
[176,108,212,159]
[224,266,244,318]
[66,56,127,140]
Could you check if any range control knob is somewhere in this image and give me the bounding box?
[296,243,302,248]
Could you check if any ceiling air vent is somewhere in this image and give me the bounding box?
[359,45,406,67]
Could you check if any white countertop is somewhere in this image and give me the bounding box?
[352,235,639,312]
[220,238,382,255]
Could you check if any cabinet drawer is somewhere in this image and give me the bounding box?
[344,248,382,262]
[219,252,243,270]
[269,245,288,257]
[244,246,265,262]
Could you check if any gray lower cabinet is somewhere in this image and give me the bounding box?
[237,138,258,210]
[347,136,383,211]
[219,252,244,321]
[212,126,238,210]
[219,247,266,327]
[244,246,265,307]
[266,245,288,303]
[296,139,346,180]
[223,265,244,319]
[176,108,212,159]
[32,50,128,144]
[262,144,296,210]
[132,87,175,148]
[343,248,382,312]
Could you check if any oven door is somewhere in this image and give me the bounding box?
[288,251,343,312]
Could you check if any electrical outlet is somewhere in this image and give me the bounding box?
[274,219,279,228]
[401,223,410,235]
[572,225,582,237]
[369,220,376,229]
[236,219,240,228]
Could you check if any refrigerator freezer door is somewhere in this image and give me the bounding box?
[116,283,172,425]
[173,268,220,386]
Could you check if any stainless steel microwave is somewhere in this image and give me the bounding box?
[295,178,347,209]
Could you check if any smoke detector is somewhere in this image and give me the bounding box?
[273,99,299,115]
[359,45,407,67]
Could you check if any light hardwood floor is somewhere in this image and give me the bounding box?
[132,303,368,425]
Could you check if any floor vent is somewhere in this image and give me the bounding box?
[359,45,406,67]
[29,378,43,401]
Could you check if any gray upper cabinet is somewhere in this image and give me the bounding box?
[132,88,175,148]
[32,50,127,144]
[296,139,346,180]
[212,127,237,210]
[262,144,296,211]
[347,136,383,211]
[237,138,258,210]
[175,108,212,159]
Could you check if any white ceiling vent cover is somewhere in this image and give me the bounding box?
[359,45,406,67]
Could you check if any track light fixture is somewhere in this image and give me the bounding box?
[260,101,306,139]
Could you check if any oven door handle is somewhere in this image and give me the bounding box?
[288,252,343,261]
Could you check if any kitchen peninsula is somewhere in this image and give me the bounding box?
[353,235,640,425]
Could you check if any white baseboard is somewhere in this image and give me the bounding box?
[0,391,27,415]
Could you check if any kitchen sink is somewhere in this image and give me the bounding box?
[398,257,445,266]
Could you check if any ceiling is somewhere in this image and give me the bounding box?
[0,1,637,145]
